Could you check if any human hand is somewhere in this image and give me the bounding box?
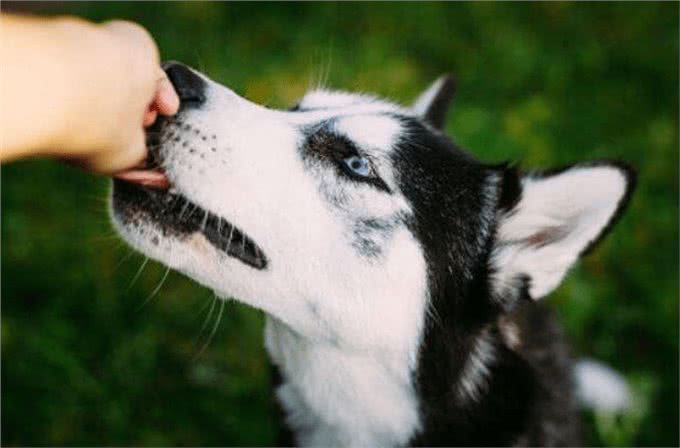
[62,20,180,173]
[0,16,179,174]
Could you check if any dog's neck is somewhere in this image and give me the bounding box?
[264,296,537,447]
[264,316,422,447]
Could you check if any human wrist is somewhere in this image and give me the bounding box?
[0,15,96,160]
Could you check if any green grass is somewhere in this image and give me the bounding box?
[2,2,678,446]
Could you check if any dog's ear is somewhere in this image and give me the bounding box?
[412,75,456,129]
[490,162,636,304]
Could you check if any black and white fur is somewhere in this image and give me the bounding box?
[110,63,636,446]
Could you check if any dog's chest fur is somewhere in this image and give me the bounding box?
[265,318,421,446]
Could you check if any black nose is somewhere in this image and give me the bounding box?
[162,61,206,108]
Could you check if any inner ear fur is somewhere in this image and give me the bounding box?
[489,161,636,306]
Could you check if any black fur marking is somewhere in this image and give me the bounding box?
[497,163,523,213]
[389,117,581,445]
[301,125,392,193]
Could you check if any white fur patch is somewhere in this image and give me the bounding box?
[455,330,496,403]
[492,166,629,299]
[297,89,404,115]
[574,359,631,412]
[266,319,422,446]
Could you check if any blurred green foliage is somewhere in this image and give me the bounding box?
[1,2,677,446]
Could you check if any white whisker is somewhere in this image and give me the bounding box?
[137,267,171,311]
[178,200,191,220]
[127,257,149,290]
[194,297,226,359]
[113,249,135,272]
[195,292,216,319]
[196,294,218,339]
[226,225,235,252]
[201,210,209,232]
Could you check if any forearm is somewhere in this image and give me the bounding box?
[1,15,97,161]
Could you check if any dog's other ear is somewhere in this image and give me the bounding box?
[412,75,456,129]
[491,162,636,303]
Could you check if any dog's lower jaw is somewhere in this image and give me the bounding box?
[264,317,422,447]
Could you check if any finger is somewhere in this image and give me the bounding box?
[91,131,148,174]
[124,130,149,169]
[154,68,180,116]
[143,108,158,127]
[101,21,159,66]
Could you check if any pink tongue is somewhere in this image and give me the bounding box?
[113,169,170,189]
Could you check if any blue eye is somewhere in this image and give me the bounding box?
[342,155,372,178]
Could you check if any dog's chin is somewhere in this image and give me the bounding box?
[111,179,268,270]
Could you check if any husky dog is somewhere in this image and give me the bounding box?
[110,62,636,446]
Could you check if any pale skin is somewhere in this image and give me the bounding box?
[0,14,179,183]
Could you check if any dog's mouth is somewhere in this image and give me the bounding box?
[113,180,268,270]
[112,126,268,270]
[113,119,172,189]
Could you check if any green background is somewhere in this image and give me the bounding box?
[2,2,677,446]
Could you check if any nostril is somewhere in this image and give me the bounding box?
[162,61,206,106]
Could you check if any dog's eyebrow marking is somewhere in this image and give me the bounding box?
[304,125,359,158]
[301,126,392,194]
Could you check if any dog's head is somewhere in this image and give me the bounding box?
[111,63,635,359]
